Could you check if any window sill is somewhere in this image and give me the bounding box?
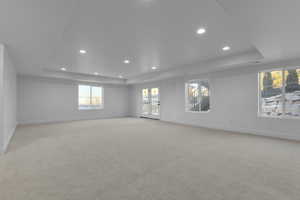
[185,110,211,114]
[257,114,300,120]
[78,107,103,111]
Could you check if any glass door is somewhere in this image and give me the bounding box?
[151,88,160,116]
[142,88,150,115]
[141,88,160,118]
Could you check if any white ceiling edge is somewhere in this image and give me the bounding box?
[18,53,300,87]
[17,46,265,85]
[18,74,127,86]
[253,57,300,71]
[126,46,263,84]
[18,69,127,85]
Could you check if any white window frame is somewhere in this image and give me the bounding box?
[258,66,300,119]
[185,79,210,113]
[141,87,160,118]
[141,88,151,115]
[78,84,104,110]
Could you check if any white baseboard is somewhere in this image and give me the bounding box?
[2,124,17,154]
[161,119,300,142]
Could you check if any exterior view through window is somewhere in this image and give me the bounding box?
[259,67,300,117]
[78,85,103,110]
[151,88,160,115]
[142,88,160,116]
[185,80,210,112]
[142,88,150,115]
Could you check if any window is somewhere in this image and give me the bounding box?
[78,85,103,110]
[185,80,210,112]
[259,67,300,118]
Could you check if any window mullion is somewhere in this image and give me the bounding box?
[90,86,92,106]
[282,69,286,116]
[198,83,201,110]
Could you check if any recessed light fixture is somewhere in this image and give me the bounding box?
[79,49,87,54]
[222,46,231,51]
[124,59,130,64]
[197,28,206,35]
[118,75,123,78]
[152,66,158,70]
[60,67,67,71]
[94,72,99,75]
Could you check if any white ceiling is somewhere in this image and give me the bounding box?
[217,0,300,62]
[0,0,299,82]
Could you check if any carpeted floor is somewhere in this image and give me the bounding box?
[0,118,300,200]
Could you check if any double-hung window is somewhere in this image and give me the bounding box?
[78,85,103,110]
[185,80,210,112]
[259,67,300,118]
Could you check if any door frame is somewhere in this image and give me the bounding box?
[140,87,160,119]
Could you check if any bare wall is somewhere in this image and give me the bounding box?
[17,75,130,124]
[0,45,3,153]
[0,44,17,153]
[129,65,300,141]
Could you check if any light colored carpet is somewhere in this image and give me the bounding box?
[0,118,300,200]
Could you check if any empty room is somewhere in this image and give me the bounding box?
[1,0,300,199]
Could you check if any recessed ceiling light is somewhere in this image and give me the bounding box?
[94,72,99,75]
[124,59,130,64]
[60,67,67,71]
[197,28,206,35]
[222,46,231,51]
[79,49,87,54]
[152,66,158,70]
[118,75,123,78]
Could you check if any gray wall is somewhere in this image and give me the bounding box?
[18,75,129,124]
[0,44,17,153]
[129,65,300,141]
[0,45,3,153]
[11,59,300,142]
